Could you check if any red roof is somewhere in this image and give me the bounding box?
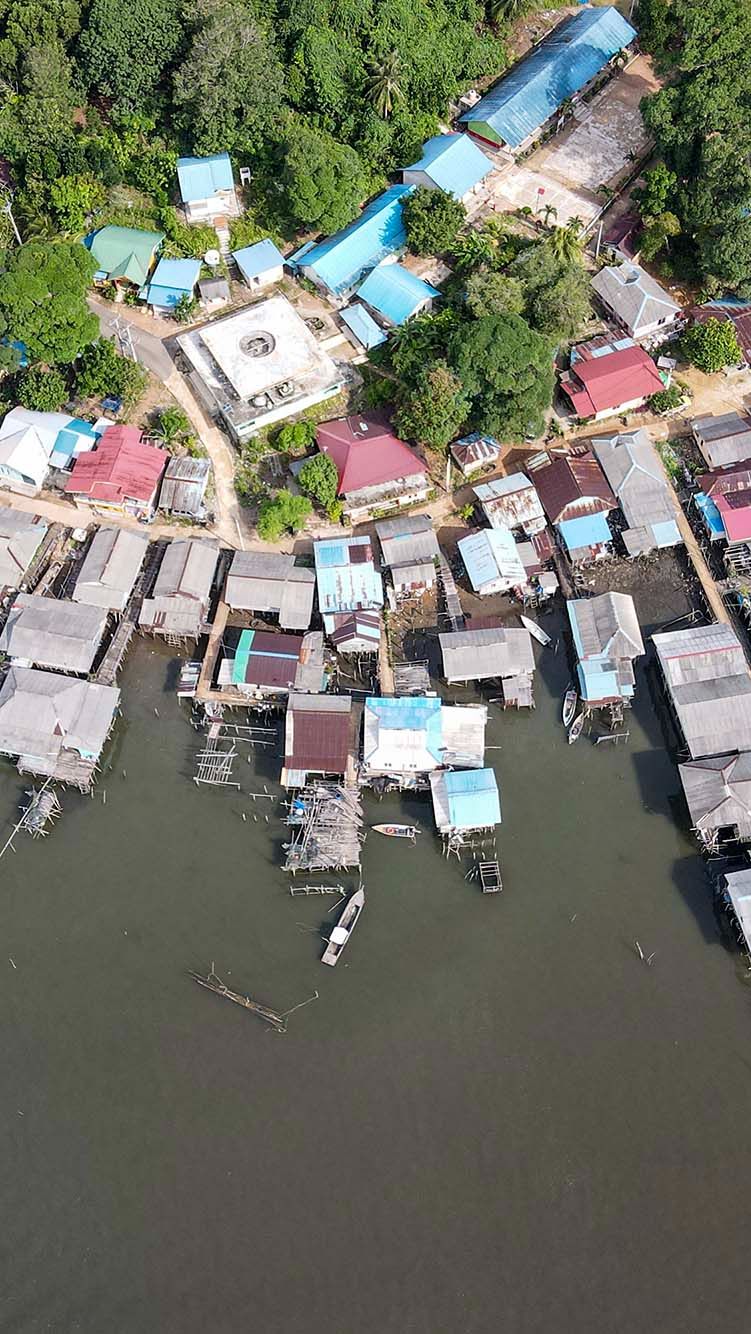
[286,708,352,773]
[316,413,428,496]
[561,344,664,417]
[65,425,167,505]
[531,451,615,525]
[715,491,751,543]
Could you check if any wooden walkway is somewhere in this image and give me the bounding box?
[94,540,167,686]
[437,554,465,632]
[196,599,229,700]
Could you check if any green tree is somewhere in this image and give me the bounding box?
[173,293,198,324]
[78,0,183,111]
[0,0,82,76]
[449,313,554,441]
[276,420,317,454]
[281,122,368,233]
[74,338,148,406]
[451,229,494,275]
[366,50,405,119]
[153,404,190,447]
[512,242,590,338]
[681,318,742,373]
[634,163,677,219]
[298,452,339,509]
[639,211,681,263]
[257,490,312,541]
[395,361,469,447]
[48,174,106,234]
[390,307,463,385]
[650,384,684,413]
[698,220,751,294]
[0,241,98,365]
[0,41,78,164]
[173,0,285,154]
[548,219,584,266]
[403,187,465,256]
[17,365,68,411]
[465,270,525,318]
[487,0,530,24]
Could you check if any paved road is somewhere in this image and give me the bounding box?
[88,296,174,380]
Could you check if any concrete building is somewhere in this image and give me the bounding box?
[458,527,527,595]
[139,539,218,640]
[315,413,429,522]
[0,594,108,675]
[72,527,148,613]
[176,295,343,443]
[233,239,285,291]
[691,414,751,470]
[0,666,120,789]
[224,551,315,630]
[591,262,682,342]
[560,338,665,422]
[591,428,682,555]
[65,426,167,520]
[652,623,751,759]
[403,134,493,204]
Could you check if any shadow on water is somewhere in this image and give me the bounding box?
[672,853,721,946]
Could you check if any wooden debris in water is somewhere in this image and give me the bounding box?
[189,966,287,1032]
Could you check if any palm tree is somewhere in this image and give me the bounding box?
[487,0,530,25]
[549,218,584,265]
[541,203,558,229]
[366,51,405,119]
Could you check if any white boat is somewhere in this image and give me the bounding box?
[321,888,365,966]
[562,688,578,728]
[520,614,551,647]
[371,823,420,840]
[568,712,585,745]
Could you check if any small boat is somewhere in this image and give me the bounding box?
[568,712,585,745]
[520,614,551,647]
[562,688,578,727]
[371,823,420,840]
[321,887,365,966]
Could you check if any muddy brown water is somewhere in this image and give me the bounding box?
[2,587,751,1333]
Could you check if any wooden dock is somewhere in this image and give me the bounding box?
[196,599,229,700]
[437,554,465,632]
[94,540,167,686]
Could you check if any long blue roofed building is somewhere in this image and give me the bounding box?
[294,185,413,303]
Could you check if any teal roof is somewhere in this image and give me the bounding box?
[366,695,443,761]
[88,225,164,286]
[356,263,439,326]
[459,7,636,148]
[405,134,492,199]
[300,186,413,297]
[233,239,285,282]
[340,303,387,349]
[444,768,501,829]
[143,257,201,309]
[177,153,233,203]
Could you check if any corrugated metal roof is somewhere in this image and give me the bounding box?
[405,134,493,199]
[356,263,438,326]
[653,623,751,758]
[691,413,751,469]
[87,226,164,285]
[284,691,353,776]
[300,186,413,297]
[159,455,210,517]
[679,753,751,838]
[450,433,501,474]
[363,695,443,773]
[73,527,148,612]
[330,611,382,650]
[177,153,233,204]
[459,6,636,148]
[568,592,644,663]
[0,508,47,591]
[475,473,545,532]
[317,413,427,496]
[591,263,681,336]
[591,429,679,537]
[339,303,387,350]
[0,594,107,674]
[0,666,119,767]
[314,536,384,616]
[225,550,315,628]
[233,239,285,282]
[531,452,615,524]
[430,767,500,832]
[440,626,535,681]
[558,509,612,553]
[458,527,526,592]
[143,257,201,310]
[376,514,439,568]
[723,868,751,949]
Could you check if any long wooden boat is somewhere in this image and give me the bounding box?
[371,823,420,840]
[562,688,578,728]
[568,712,585,745]
[520,614,551,647]
[321,887,365,966]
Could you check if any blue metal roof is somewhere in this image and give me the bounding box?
[695,492,725,540]
[459,7,637,148]
[356,263,439,326]
[177,152,234,203]
[405,134,492,199]
[314,538,384,614]
[300,186,413,297]
[577,660,623,703]
[366,696,443,761]
[49,418,101,470]
[233,239,285,282]
[339,303,387,350]
[444,768,501,829]
[459,527,526,591]
[143,257,201,309]
[557,510,611,553]
[652,519,682,548]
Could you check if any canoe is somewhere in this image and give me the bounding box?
[321,887,365,966]
[568,712,585,745]
[520,614,552,647]
[371,823,420,839]
[562,688,578,728]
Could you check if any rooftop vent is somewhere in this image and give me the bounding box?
[240,332,275,358]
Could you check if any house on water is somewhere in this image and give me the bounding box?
[281,693,356,788]
[361,696,487,784]
[430,768,501,837]
[314,535,384,647]
[716,867,751,952]
[0,594,108,675]
[458,527,526,596]
[72,528,148,613]
[139,539,219,641]
[315,413,429,523]
[224,551,315,631]
[691,413,751,470]
[440,625,535,704]
[679,754,751,850]
[567,592,644,711]
[458,6,636,155]
[591,429,683,556]
[652,623,751,759]
[217,629,325,700]
[0,667,119,789]
[375,514,439,595]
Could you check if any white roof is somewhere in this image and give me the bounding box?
[0,406,67,490]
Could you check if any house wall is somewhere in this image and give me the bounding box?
[243,264,284,291]
[401,169,482,206]
[184,189,239,223]
[343,472,430,522]
[591,395,649,422]
[600,299,679,342]
[223,381,344,444]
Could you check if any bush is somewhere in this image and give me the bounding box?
[75,339,148,409]
[17,367,68,412]
[681,318,742,373]
[298,453,339,509]
[275,420,316,455]
[173,293,198,324]
[650,384,684,413]
[403,187,465,256]
[257,491,312,541]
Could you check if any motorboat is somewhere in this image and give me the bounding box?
[321,888,365,966]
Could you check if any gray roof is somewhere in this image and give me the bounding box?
[679,752,751,839]
[591,430,680,536]
[0,594,108,674]
[653,622,751,758]
[474,473,545,532]
[722,868,751,949]
[375,513,439,568]
[391,559,435,587]
[591,262,681,336]
[0,508,47,592]
[569,591,644,661]
[199,277,230,302]
[225,549,315,629]
[691,413,751,469]
[73,527,148,612]
[0,665,119,770]
[139,539,218,637]
[158,455,210,517]
[440,626,535,682]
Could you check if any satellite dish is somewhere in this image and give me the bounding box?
[204,249,220,267]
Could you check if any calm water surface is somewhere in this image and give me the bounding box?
[2,610,751,1334]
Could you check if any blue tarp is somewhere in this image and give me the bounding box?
[695,492,725,540]
[444,768,501,829]
[459,7,637,148]
[49,418,101,470]
[177,153,233,203]
[356,263,439,326]
[233,239,285,283]
[340,303,387,350]
[405,134,492,200]
[557,510,612,553]
[300,185,413,297]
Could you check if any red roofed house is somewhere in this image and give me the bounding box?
[528,448,616,562]
[65,426,167,520]
[698,462,751,544]
[315,413,429,521]
[560,338,665,422]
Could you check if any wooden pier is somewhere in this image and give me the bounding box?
[437,554,465,632]
[95,540,167,686]
[196,599,229,700]
[479,860,502,893]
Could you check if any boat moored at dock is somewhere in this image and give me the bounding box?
[321,887,365,965]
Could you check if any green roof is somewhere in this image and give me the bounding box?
[88,226,165,286]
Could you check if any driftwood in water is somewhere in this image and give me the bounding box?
[189,966,287,1032]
